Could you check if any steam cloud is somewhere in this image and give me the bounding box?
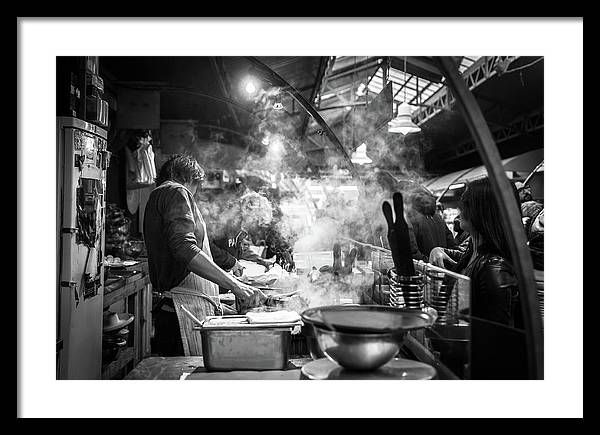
[177,80,435,262]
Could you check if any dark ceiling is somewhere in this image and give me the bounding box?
[98,56,544,177]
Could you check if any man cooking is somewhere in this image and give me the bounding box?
[143,154,266,356]
[210,191,281,273]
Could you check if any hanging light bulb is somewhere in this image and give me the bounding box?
[388,102,421,135]
[245,80,257,94]
[273,93,284,110]
[388,56,421,135]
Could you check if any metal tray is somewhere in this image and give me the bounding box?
[194,315,301,330]
[193,316,300,371]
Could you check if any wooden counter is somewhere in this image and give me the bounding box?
[124,356,313,380]
[102,259,153,379]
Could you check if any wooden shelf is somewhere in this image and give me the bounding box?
[102,346,135,380]
[104,275,149,308]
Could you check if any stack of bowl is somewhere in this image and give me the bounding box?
[534,269,544,321]
[426,272,455,325]
[388,269,424,310]
[102,312,134,365]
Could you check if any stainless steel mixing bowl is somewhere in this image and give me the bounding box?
[313,325,406,371]
[302,305,437,371]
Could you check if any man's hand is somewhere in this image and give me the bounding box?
[259,259,275,272]
[429,247,457,268]
[232,281,267,308]
[276,250,295,272]
[221,304,238,315]
[231,260,245,277]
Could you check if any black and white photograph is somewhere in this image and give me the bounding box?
[17,18,583,419]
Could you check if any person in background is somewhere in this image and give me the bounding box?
[453,215,470,245]
[525,207,544,271]
[143,154,266,356]
[515,181,544,271]
[210,191,282,272]
[436,201,446,220]
[515,181,533,203]
[428,178,526,379]
[401,182,456,261]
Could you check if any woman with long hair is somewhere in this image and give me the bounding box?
[429,177,528,379]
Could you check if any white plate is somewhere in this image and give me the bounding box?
[105,260,139,268]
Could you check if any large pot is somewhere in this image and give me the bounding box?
[425,323,470,378]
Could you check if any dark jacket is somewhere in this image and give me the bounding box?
[407,190,456,260]
[211,229,266,267]
[445,243,527,379]
[454,230,469,246]
[209,240,238,271]
[143,181,204,293]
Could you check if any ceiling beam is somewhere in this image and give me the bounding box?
[316,57,337,108]
[430,110,544,163]
[389,57,443,83]
[301,56,330,137]
[326,57,381,82]
[414,56,520,125]
[209,57,243,132]
[393,74,414,100]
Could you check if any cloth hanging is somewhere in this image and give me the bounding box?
[126,132,157,189]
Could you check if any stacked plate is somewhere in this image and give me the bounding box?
[534,270,544,321]
[388,270,424,310]
[426,274,454,325]
[536,281,544,319]
[102,328,129,365]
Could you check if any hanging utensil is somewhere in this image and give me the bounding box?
[179,305,203,325]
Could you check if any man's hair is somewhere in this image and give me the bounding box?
[460,177,520,259]
[156,154,205,186]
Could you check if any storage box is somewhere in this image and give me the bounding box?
[194,316,301,371]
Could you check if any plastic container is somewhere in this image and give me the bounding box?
[193,316,300,371]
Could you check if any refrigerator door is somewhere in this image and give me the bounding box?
[57,117,107,379]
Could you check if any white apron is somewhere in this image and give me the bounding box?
[164,183,222,316]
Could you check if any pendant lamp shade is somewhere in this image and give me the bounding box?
[388,103,421,135]
[351,143,373,165]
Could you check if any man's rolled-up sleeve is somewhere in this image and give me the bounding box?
[162,189,202,266]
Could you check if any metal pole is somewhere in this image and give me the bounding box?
[435,56,543,379]
[436,166,479,201]
[523,160,544,187]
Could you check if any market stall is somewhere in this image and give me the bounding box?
[55,55,544,381]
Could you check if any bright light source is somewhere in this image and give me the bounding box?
[351,142,373,165]
[273,93,284,110]
[261,136,270,146]
[388,103,421,135]
[245,81,257,94]
[356,83,366,96]
[449,183,466,190]
[345,106,352,111]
